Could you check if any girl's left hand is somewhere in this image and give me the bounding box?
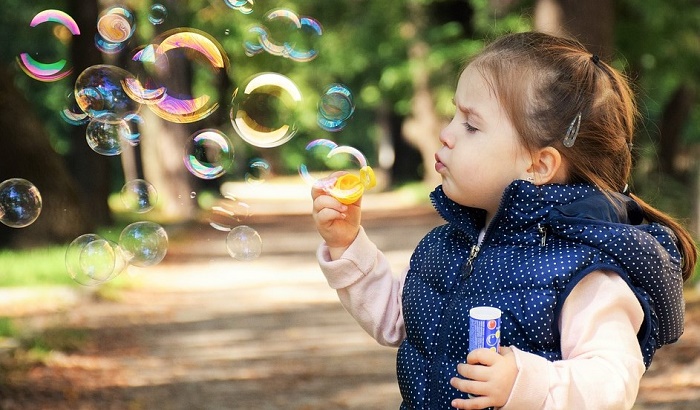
[450,346,517,409]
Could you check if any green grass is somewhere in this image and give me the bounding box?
[0,246,75,287]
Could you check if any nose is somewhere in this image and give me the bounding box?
[438,124,452,147]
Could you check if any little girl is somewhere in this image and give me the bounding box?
[311,31,697,409]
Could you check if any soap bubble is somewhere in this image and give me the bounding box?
[97,6,135,44]
[226,225,262,261]
[0,178,42,228]
[317,84,354,132]
[245,158,271,184]
[144,29,229,123]
[85,112,130,156]
[244,9,322,62]
[183,129,235,179]
[16,9,80,82]
[298,139,339,188]
[209,195,251,231]
[230,72,302,148]
[119,221,168,267]
[65,234,127,286]
[224,0,254,14]
[120,179,158,213]
[60,92,89,126]
[148,4,168,25]
[74,64,140,117]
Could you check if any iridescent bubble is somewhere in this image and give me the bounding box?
[143,29,228,123]
[122,112,144,145]
[74,64,140,117]
[224,0,254,14]
[0,178,42,228]
[230,72,302,148]
[245,158,271,184]
[65,234,127,286]
[85,112,130,156]
[317,84,355,132]
[16,10,80,82]
[298,139,339,189]
[60,92,89,126]
[94,33,128,54]
[183,129,235,179]
[226,225,262,261]
[120,179,158,213]
[245,9,322,62]
[119,221,168,267]
[148,4,168,25]
[97,6,135,44]
[209,195,251,231]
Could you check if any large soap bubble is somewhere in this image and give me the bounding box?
[65,234,127,286]
[119,221,169,267]
[229,72,302,148]
[74,64,140,118]
[0,178,42,228]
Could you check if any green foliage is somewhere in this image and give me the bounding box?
[0,247,75,287]
[0,317,16,338]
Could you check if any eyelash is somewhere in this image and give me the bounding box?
[462,122,478,133]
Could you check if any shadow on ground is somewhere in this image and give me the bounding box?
[1,202,699,409]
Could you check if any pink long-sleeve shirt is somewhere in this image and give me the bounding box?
[318,227,646,409]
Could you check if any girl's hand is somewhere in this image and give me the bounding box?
[450,346,517,409]
[311,174,362,259]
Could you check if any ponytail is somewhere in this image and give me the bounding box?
[630,193,698,281]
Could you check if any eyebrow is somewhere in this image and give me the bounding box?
[453,98,484,123]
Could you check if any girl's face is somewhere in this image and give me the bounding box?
[434,64,532,219]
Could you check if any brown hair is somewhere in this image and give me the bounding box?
[469,31,697,281]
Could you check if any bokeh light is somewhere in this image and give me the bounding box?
[0,178,43,228]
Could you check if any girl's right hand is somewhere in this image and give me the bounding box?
[311,174,362,259]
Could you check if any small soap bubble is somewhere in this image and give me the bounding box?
[209,195,251,231]
[65,234,127,286]
[148,4,168,25]
[183,129,235,179]
[229,72,302,148]
[0,178,42,228]
[97,6,135,44]
[119,221,168,267]
[75,64,140,117]
[120,179,158,213]
[86,112,130,156]
[60,92,89,126]
[226,225,262,261]
[245,158,271,184]
[317,84,355,132]
[190,191,197,199]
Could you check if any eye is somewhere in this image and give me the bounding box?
[463,122,478,133]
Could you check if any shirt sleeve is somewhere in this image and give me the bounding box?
[500,270,646,410]
[317,227,406,347]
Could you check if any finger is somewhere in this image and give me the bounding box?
[451,397,493,410]
[466,348,500,366]
[456,363,490,384]
[313,194,347,213]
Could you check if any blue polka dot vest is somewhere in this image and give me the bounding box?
[397,180,684,409]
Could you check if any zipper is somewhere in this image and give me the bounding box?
[538,223,547,246]
[462,244,481,278]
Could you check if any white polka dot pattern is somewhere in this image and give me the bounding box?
[395,181,684,409]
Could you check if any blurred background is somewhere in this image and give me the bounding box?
[0,0,698,409]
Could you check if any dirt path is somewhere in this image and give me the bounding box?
[1,207,699,409]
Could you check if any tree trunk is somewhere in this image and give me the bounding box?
[67,0,113,228]
[534,0,615,59]
[658,83,696,178]
[0,67,91,248]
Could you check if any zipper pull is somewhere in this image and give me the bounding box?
[537,223,547,247]
[462,244,480,277]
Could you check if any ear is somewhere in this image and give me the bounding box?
[526,147,566,185]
